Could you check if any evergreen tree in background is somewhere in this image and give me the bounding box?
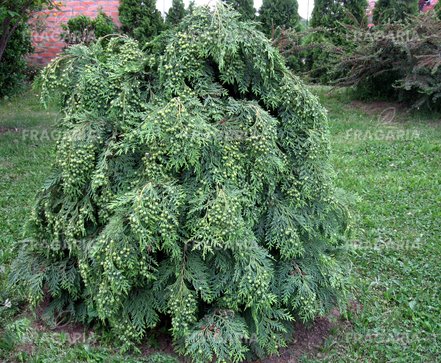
[373,0,418,24]
[287,0,367,83]
[311,0,367,28]
[0,22,32,97]
[166,0,186,26]
[0,0,55,96]
[259,0,300,35]
[222,0,256,20]
[119,0,164,44]
[188,0,196,14]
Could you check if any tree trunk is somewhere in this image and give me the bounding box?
[0,18,12,62]
[0,18,19,63]
[0,0,36,63]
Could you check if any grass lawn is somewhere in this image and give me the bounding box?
[0,88,440,362]
[307,87,441,362]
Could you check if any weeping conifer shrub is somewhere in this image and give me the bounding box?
[12,4,349,362]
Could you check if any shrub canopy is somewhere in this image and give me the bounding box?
[60,11,118,46]
[13,5,348,362]
[336,13,441,108]
[0,0,56,62]
[0,22,32,97]
[0,0,56,96]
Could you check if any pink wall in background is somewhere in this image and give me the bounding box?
[29,0,120,66]
[422,0,439,12]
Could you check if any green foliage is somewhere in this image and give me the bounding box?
[94,11,118,38]
[436,0,441,19]
[119,0,164,45]
[145,353,179,363]
[271,0,367,84]
[305,86,441,363]
[290,0,367,83]
[259,0,300,35]
[12,5,349,361]
[2,82,441,363]
[0,0,55,97]
[166,0,186,26]
[61,14,93,45]
[311,0,367,29]
[0,0,56,59]
[274,27,345,83]
[181,310,251,362]
[300,30,344,83]
[0,314,178,362]
[61,11,118,46]
[0,318,32,354]
[373,0,418,24]
[335,13,441,108]
[0,92,58,350]
[0,0,56,27]
[222,0,256,20]
[188,0,196,15]
[0,22,32,97]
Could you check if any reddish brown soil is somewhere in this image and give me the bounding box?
[350,100,405,114]
[0,126,20,134]
[137,315,340,363]
[255,317,333,363]
[349,100,407,124]
[29,296,359,362]
[25,313,342,362]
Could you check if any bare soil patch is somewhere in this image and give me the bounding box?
[350,100,407,124]
[255,317,334,363]
[0,126,21,135]
[29,296,357,362]
[350,100,405,115]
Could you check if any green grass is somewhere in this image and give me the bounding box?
[1,89,440,362]
[0,92,57,301]
[306,87,441,362]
